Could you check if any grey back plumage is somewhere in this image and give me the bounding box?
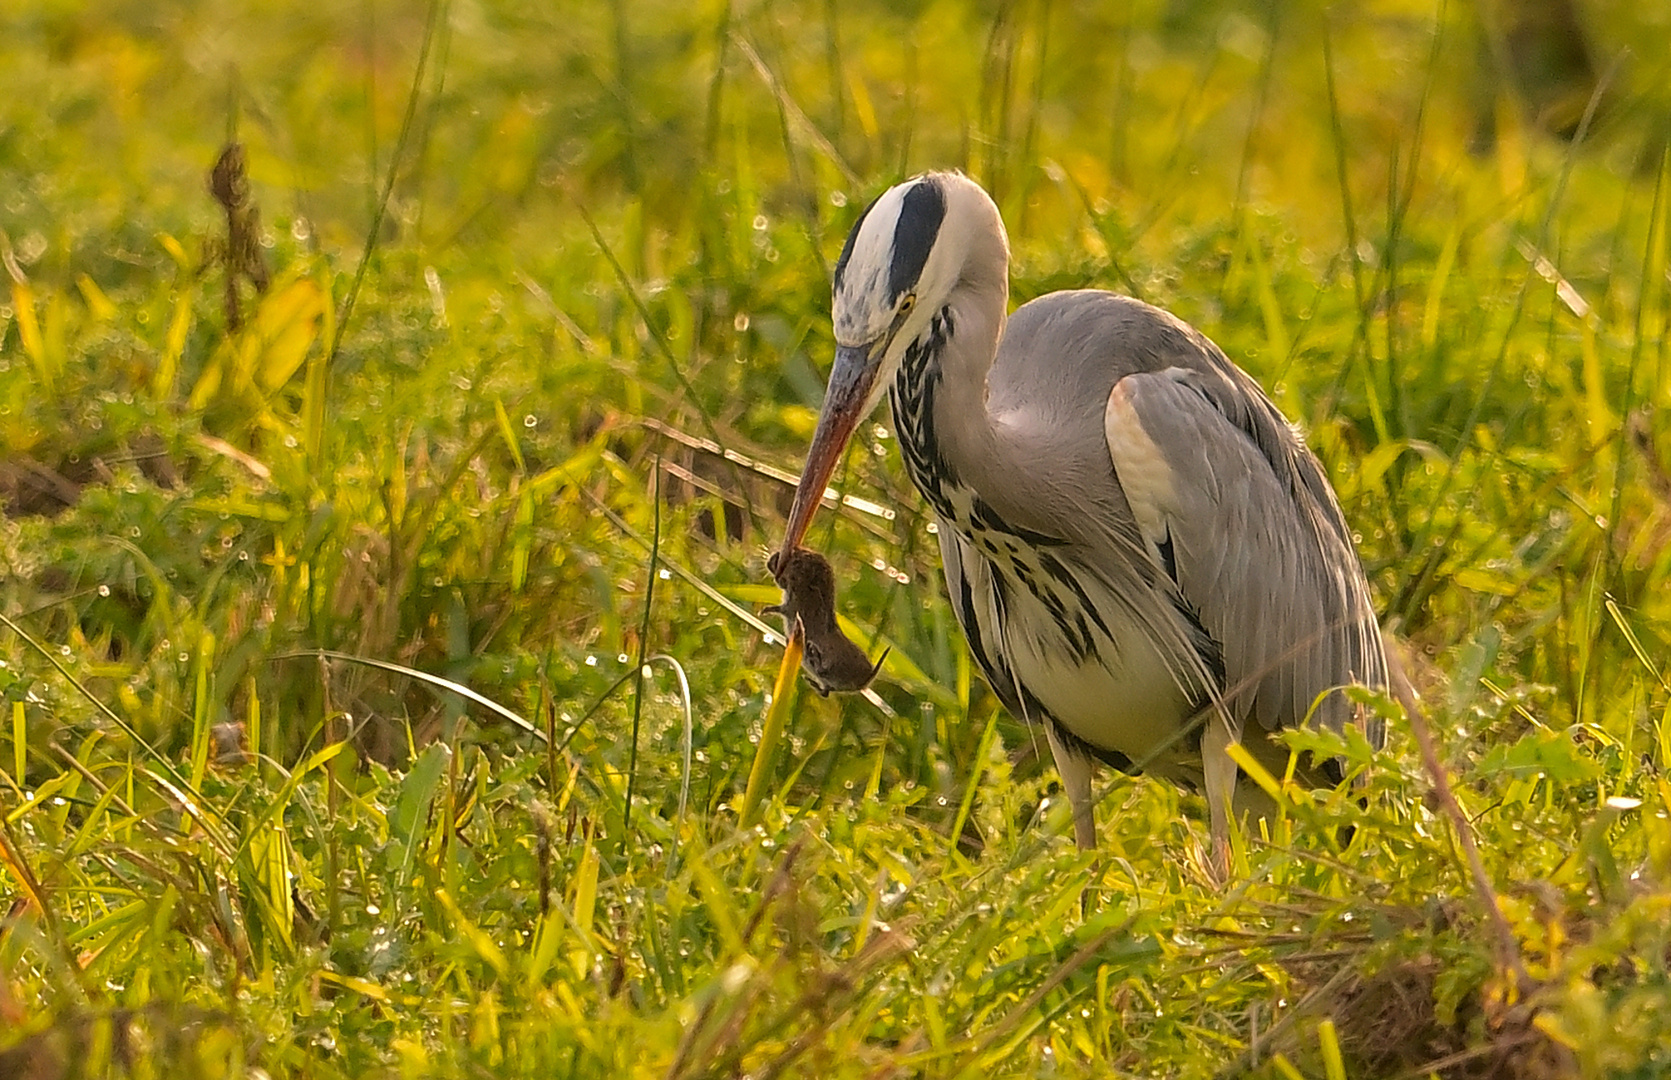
[981,292,1387,743]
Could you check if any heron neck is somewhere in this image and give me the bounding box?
[934,282,1007,472]
[888,284,1006,514]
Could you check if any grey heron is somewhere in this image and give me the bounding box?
[774,171,1387,859]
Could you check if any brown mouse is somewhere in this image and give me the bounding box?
[766,548,887,695]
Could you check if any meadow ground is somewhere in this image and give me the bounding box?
[2,0,1670,1076]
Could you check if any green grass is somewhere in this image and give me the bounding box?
[3,0,1671,1076]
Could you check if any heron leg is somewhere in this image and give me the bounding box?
[1044,723,1097,850]
[1202,714,1239,882]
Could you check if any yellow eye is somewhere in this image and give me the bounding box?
[899,294,916,315]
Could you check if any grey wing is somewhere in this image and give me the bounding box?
[1104,366,1387,741]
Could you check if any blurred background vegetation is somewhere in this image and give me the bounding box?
[2,0,1670,1076]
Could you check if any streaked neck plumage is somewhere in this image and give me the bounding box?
[887,186,1010,517]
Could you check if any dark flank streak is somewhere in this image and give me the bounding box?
[1050,718,1136,772]
[1157,531,1179,583]
[951,560,1022,719]
[1038,551,1115,650]
[970,499,1065,549]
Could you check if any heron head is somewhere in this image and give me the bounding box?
[780,172,1006,556]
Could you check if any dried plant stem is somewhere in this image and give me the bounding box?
[1393,672,1530,990]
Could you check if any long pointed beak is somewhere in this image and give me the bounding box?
[779,343,880,560]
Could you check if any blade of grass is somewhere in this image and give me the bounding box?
[330,0,446,362]
[649,652,696,865]
[274,649,547,742]
[728,31,858,188]
[623,463,662,852]
[10,700,23,792]
[741,622,802,829]
[947,708,999,856]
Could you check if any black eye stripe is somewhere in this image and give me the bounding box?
[888,178,946,301]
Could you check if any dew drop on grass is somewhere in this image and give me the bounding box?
[585,655,597,667]
[733,312,749,331]
[60,646,71,657]
[98,585,110,597]
[617,654,629,664]
[752,215,768,231]
[523,414,537,428]
[658,569,671,579]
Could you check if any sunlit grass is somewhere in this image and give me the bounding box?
[2,0,1671,1076]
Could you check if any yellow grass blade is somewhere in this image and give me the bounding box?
[740,622,801,829]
